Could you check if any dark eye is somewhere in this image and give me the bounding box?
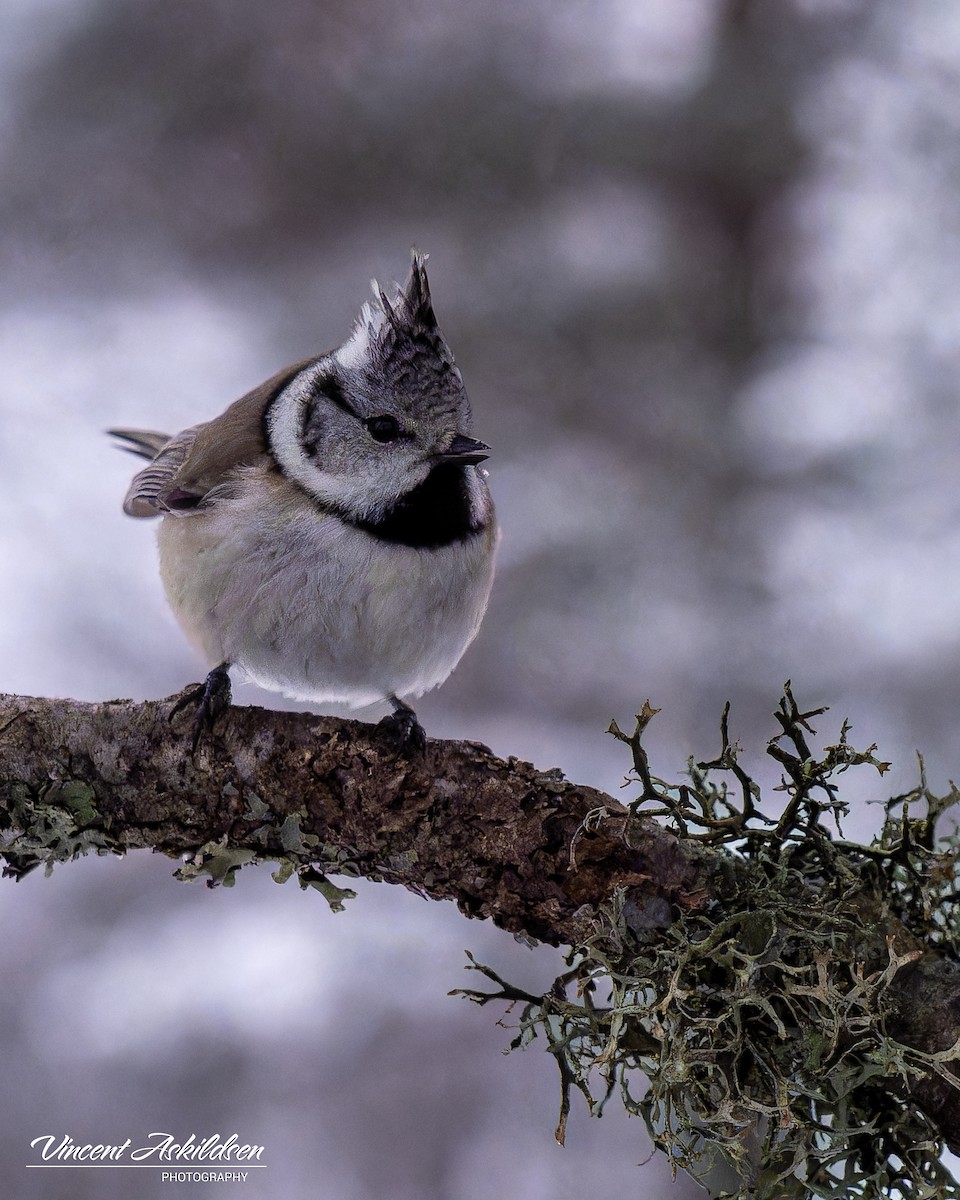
[365,415,401,444]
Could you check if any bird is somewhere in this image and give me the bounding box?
[110,252,497,753]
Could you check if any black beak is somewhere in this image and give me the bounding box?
[439,435,490,465]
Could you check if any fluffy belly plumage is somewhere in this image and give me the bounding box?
[157,496,495,707]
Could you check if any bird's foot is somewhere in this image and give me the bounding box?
[376,695,427,757]
[169,662,232,752]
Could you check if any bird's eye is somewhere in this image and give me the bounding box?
[365,415,401,444]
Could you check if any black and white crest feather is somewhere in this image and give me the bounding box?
[335,252,461,394]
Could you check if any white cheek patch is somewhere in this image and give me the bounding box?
[266,363,395,519]
[266,366,344,502]
[267,371,313,472]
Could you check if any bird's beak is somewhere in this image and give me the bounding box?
[438,435,490,465]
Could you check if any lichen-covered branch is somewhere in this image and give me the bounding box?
[0,689,702,944]
[3,687,960,1195]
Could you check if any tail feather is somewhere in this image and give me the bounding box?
[108,429,172,461]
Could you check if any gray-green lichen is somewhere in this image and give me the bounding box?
[458,686,960,1200]
[175,837,258,887]
[0,767,353,914]
[0,780,117,877]
[174,819,353,912]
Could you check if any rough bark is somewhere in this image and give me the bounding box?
[0,689,703,944]
[2,689,960,1153]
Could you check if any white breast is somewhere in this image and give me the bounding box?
[156,470,497,707]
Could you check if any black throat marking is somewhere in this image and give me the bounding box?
[264,376,485,549]
[352,462,484,549]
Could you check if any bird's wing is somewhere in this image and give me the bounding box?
[111,425,202,517]
[109,357,317,519]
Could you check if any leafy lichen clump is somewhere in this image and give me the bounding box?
[457,685,960,1199]
[0,781,114,876]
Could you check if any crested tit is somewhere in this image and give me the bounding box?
[111,253,497,750]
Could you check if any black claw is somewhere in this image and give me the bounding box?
[170,663,232,752]
[376,696,427,757]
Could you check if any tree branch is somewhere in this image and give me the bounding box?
[0,690,701,945]
[2,689,960,1163]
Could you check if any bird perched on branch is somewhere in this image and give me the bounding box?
[111,253,497,752]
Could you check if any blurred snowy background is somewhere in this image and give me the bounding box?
[3,0,960,1196]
